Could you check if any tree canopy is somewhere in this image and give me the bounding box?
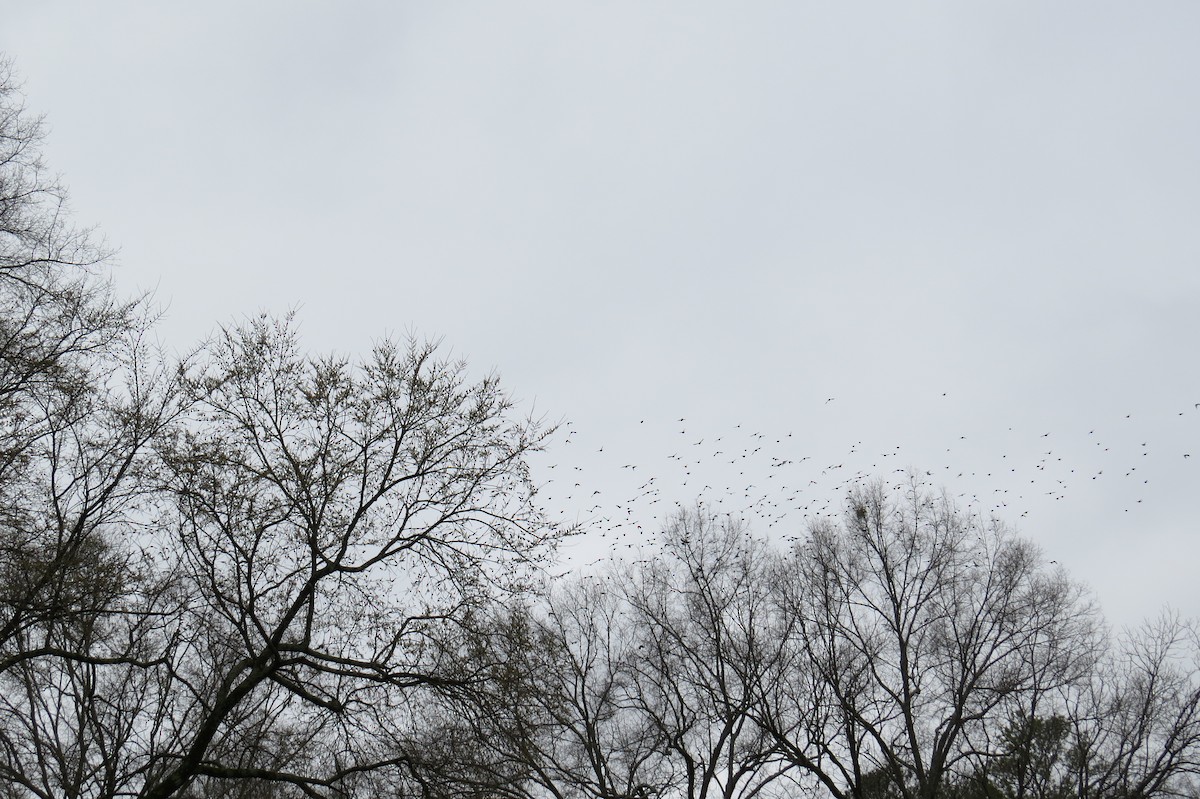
[1,55,1197,799]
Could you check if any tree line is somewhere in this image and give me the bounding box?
[1,58,1197,798]
[448,491,1199,799]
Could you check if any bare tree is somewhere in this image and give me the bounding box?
[0,59,105,277]
[0,58,157,668]
[396,483,1196,799]
[1065,612,1200,799]
[1,56,571,797]
[537,575,672,799]
[759,480,1098,799]
[620,509,796,799]
[0,59,183,799]
[436,571,669,799]
[438,510,797,799]
[115,317,563,798]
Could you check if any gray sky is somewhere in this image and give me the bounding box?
[4,3,1197,627]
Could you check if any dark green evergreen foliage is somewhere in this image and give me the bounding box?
[990,714,1073,799]
[858,767,908,799]
[954,714,1073,799]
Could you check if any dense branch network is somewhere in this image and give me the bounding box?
[0,54,1197,799]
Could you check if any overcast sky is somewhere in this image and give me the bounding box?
[3,3,1197,627]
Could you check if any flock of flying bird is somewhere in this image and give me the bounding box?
[531,393,1199,576]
